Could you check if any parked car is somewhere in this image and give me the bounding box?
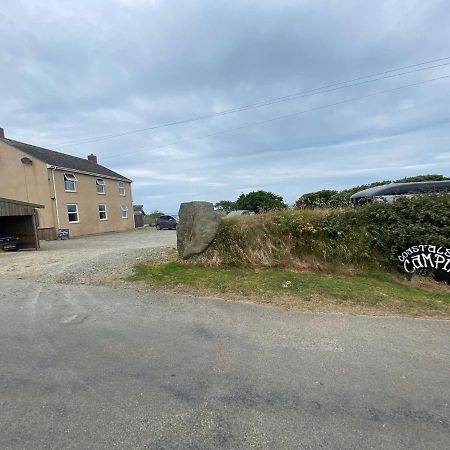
[155,215,177,230]
[0,235,22,251]
[226,210,256,217]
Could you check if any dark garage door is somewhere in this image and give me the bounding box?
[0,198,43,250]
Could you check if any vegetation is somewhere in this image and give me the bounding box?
[295,174,449,208]
[215,190,287,213]
[200,194,450,273]
[236,190,287,212]
[144,210,165,225]
[294,189,338,208]
[131,194,449,317]
[128,262,450,317]
[133,204,146,215]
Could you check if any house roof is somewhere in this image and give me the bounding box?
[1,138,131,182]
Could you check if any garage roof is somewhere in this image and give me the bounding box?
[0,197,44,216]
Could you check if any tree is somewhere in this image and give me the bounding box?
[214,200,237,213]
[295,190,337,208]
[133,204,146,215]
[235,190,287,213]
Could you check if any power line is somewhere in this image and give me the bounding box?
[101,74,450,162]
[53,56,450,149]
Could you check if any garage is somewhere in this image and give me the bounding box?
[0,197,44,250]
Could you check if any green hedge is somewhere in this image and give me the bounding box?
[210,194,450,272]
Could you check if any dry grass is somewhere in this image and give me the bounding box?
[192,208,372,274]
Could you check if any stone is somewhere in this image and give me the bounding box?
[177,201,221,259]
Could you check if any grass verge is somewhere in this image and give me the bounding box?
[128,262,450,318]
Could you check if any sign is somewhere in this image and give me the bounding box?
[58,228,70,240]
[398,245,450,283]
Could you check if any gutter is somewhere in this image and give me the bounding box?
[46,164,132,183]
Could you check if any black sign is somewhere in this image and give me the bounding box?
[398,245,450,283]
[58,228,70,240]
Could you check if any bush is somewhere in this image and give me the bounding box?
[236,190,287,213]
[295,190,337,208]
[198,194,450,276]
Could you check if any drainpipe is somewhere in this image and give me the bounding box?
[51,168,61,230]
[130,182,136,229]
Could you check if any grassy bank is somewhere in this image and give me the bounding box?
[128,195,449,317]
[128,262,450,318]
[195,194,450,273]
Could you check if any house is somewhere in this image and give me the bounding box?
[0,128,134,239]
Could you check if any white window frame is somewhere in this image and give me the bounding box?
[96,178,106,194]
[118,181,126,196]
[120,204,128,219]
[98,203,108,221]
[64,173,77,192]
[67,204,79,223]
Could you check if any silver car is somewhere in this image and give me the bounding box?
[226,210,256,217]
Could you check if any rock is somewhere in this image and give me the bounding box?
[177,201,221,259]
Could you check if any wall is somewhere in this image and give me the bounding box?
[0,141,55,230]
[52,169,134,237]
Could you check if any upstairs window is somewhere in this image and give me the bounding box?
[98,204,107,221]
[118,181,126,196]
[64,173,77,192]
[96,178,105,194]
[121,204,128,219]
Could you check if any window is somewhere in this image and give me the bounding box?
[98,204,107,221]
[118,181,126,196]
[64,173,77,192]
[96,178,106,194]
[67,204,79,223]
[121,204,128,219]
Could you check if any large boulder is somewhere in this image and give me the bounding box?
[177,201,221,259]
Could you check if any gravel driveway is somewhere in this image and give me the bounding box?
[0,227,177,284]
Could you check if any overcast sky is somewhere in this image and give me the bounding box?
[1,0,450,213]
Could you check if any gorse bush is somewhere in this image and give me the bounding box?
[198,194,450,274]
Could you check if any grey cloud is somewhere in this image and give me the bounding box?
[1,0,450,212]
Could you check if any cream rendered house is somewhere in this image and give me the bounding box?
[0,128,134,239]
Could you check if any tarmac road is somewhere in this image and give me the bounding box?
[0,278,449,449]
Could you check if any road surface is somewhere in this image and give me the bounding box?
[0,278,449,449]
